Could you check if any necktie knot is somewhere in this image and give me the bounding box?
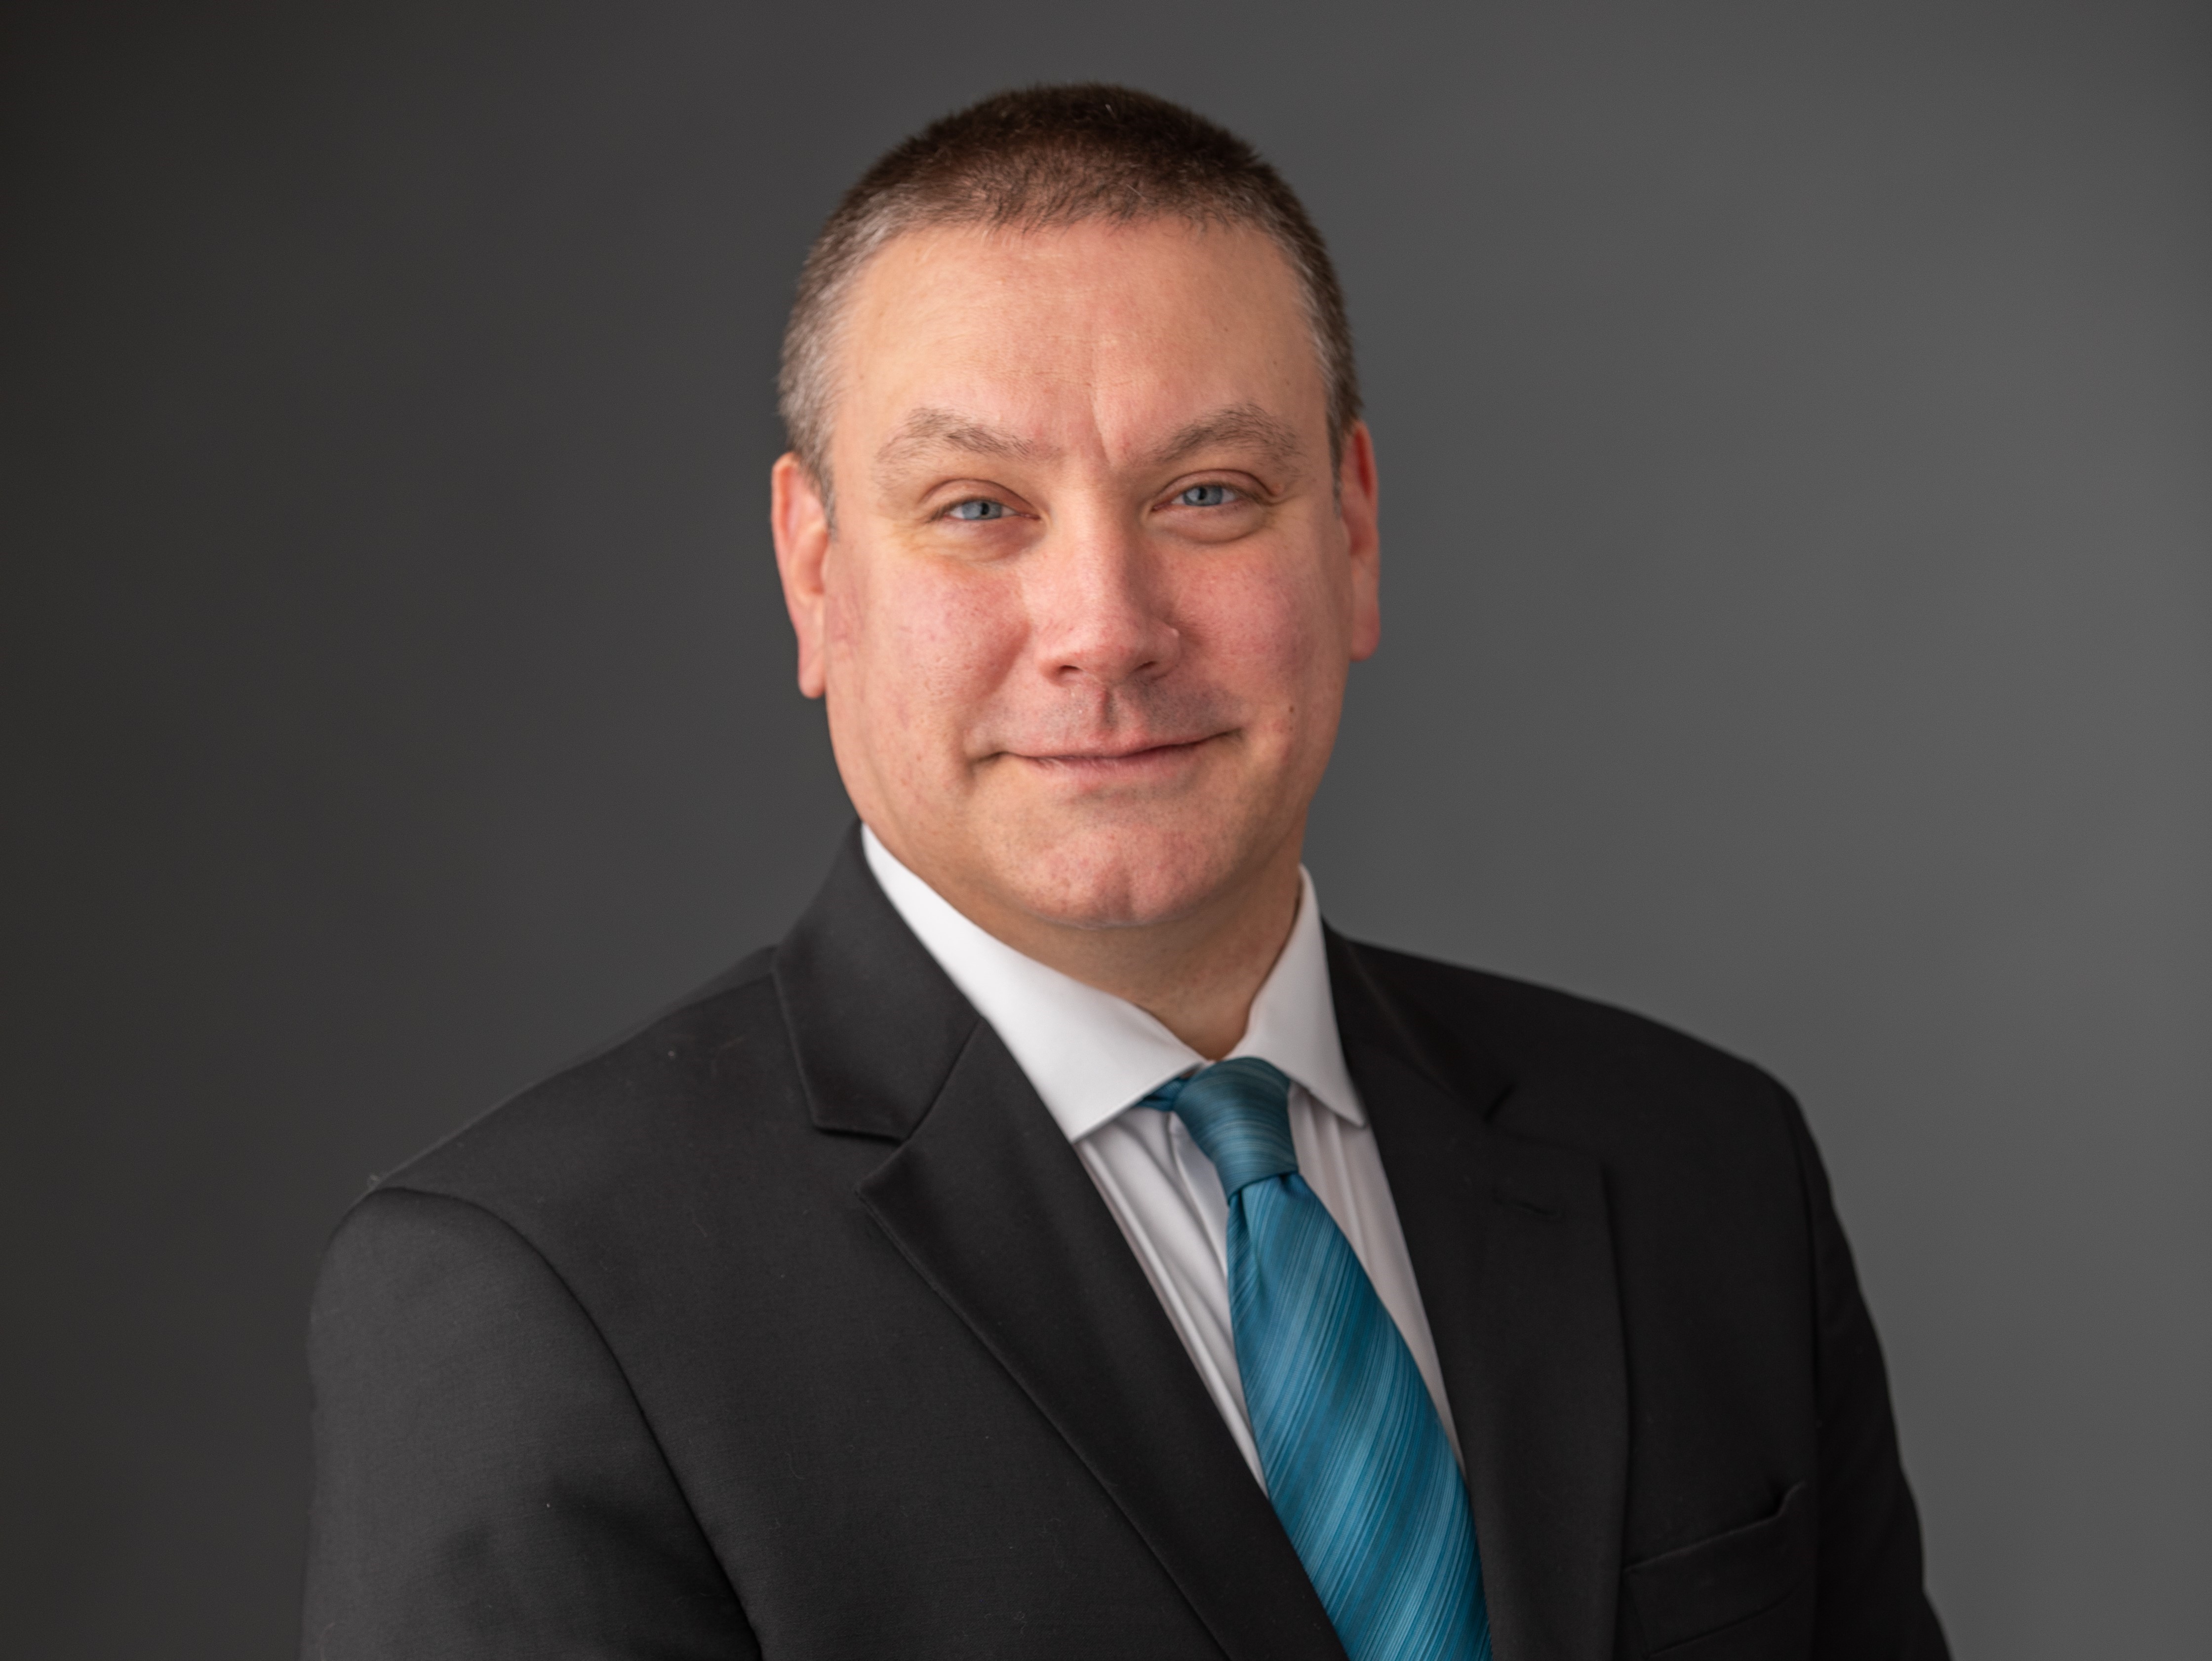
[1144,1056,1298,1194]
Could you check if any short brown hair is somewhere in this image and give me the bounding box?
[777,83,1360,500]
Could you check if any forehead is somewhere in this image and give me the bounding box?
[832,218,1324,461]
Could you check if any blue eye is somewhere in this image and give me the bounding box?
[947,498,1006,522]
[1176,484,1234,507]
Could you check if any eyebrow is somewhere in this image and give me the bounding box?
[874,408,1046,480]
[870,400,1306,490]
[1150,403,1304,474]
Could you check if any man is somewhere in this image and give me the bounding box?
[303,85,1946,1660]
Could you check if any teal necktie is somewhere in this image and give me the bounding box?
[1145,1057,1490,1661]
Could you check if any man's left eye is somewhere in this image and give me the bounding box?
[1174,484,1236,508]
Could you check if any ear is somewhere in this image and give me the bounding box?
[770,452,832,698]
[1339,421,1382,662]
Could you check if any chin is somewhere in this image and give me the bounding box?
[994,818,1254,932]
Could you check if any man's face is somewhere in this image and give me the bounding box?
[772,218,1379,935]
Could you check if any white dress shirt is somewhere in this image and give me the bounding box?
[863,827,1461,1483]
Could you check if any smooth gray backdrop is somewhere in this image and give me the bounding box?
[4,3,2206,1657]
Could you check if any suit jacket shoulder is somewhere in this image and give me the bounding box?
[1348,938,1792,1133]
[375,943,787,1217]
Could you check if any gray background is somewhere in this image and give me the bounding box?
[4,2,2206,1656]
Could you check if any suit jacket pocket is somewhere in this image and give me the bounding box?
[1625,1480,1814,1657]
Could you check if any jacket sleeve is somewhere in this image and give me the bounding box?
[301,1186,759,1661]
[1781,1094,1950,1661]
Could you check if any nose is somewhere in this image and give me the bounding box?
[1025,515,1181,690]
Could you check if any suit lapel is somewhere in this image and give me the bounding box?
[777,831,1346,1661]
[1329,934,1629,1661]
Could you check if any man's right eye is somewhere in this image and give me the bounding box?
[947,499,1007,522]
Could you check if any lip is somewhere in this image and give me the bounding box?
[1005,734,1222,773]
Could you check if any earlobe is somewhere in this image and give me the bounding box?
[770,452,832,699]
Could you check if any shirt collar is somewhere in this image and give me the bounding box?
[861,826,1364,1144]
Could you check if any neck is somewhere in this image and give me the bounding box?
[904,837,1306,1060]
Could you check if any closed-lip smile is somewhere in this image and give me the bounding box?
[1007,734,1224,773]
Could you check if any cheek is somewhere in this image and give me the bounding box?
[829,558,1026,742]
[1188,554,1347,728]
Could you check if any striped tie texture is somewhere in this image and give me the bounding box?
[1145,1058,1490,1661]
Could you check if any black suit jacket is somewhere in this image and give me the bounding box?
[303,828,1946,1660]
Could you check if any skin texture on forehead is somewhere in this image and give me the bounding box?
[771,217,1379,1053]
